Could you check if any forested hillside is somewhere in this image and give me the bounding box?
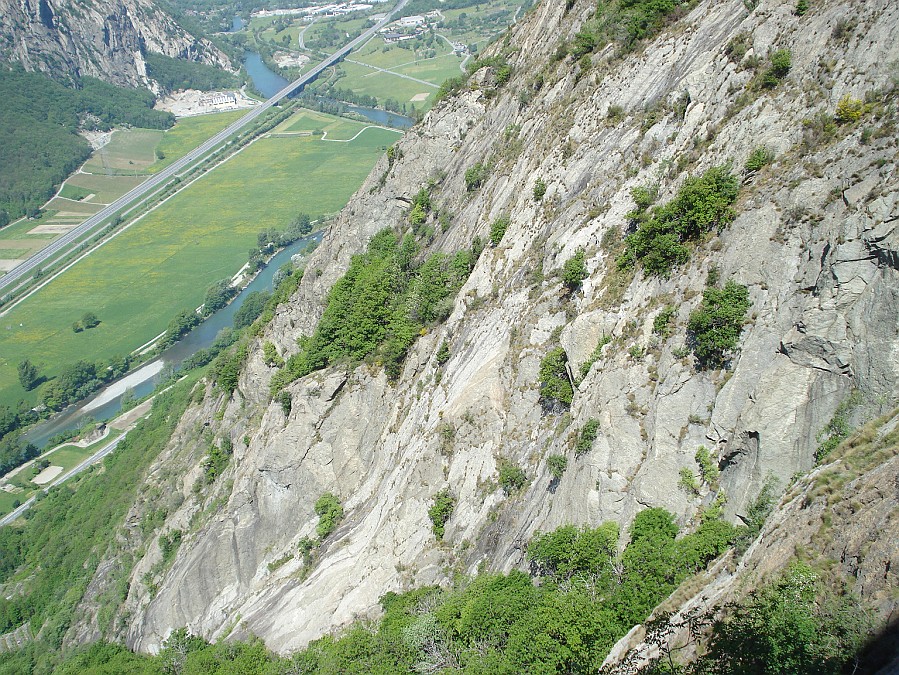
[0,68,173,225]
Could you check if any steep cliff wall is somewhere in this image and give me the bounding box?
[75,0,898,655]
[0,0,231,87]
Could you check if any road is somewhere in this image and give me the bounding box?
[0,0,409,297]
[0,434,125,526]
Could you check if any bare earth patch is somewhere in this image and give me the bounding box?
[28,223,78,234]
[274,52,310,69]
[411,92,430,102]
[33,465,64,485]
[0,260,20,271]
[155,89,258,118]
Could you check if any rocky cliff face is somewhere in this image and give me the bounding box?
[73,0,899,655]
[0,0,230,87]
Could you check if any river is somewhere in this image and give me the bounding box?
[25,233,321,449]
[241,47,414,128]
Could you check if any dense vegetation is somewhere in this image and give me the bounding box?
[694,563,869,675]
[539,347,574,409]
[0,67,174,223]
[618,166,739,278]
[39,355,133,412]
[0,374,201,673]
[686,281,751,369]
[563,0,698,57]
[271,226,479,391]
[144,52,239,93]
[25,508,736,674]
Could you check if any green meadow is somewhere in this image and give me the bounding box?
[0,113,400,408]
[64,173,145,203]
[327,59,438,109]
[83,129,164,174]
[57,184,93,201]
[280,108,371,139]
[0,112,248,279]
[150,110,247,173]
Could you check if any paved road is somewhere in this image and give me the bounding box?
[0,434,125,526]
[0,0,409,297]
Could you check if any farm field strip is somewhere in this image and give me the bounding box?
[83,129,164,174]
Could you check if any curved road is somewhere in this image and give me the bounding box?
[0,434,125,526]
[0,0,409,297]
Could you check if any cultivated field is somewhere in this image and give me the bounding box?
[280,108,373,139]
[150,110,247,173]
[83,129,164,175]
[0,112,246,280]
[64,173,145,203]
[0,115,399,408]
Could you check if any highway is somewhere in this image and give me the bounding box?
[0,0,409,297]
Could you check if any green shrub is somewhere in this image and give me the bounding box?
[618,166,739,277]
[527,522,618,582]
[278,390,292,415]
[490,215,510,246]
[725,32,751,63]
[409,187,431,229]
[202,437,233,484]
[744,145,775,172]
[794,0,809,15]
[734,475,779,553]
[428,489,455,539]
[834,94,864,123]
[652,305,676,337]
[271,229,478,392]
[695,445,720,486]
[760,49,791,88]
[210,343,247,394]
[678,467,700,495]
[698,563,870,674]
[435,340,451,365]
[630,184,658,211]
[815,392,861,463]
[498,460,527,494]
[571,25,599,58]
[435,74,467,102]
[464,162,490,191]
[533,178,547,201]
[575,419,600,457]
[539,347,574,408]
[561,248,588,291]
[494,63,512,86]
[262,340,284,368]
[315,493,344,539]
[579,335,611,379]
[687,281,751,368]
[547,454,568,480]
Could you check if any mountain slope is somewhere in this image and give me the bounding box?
[0,0,231,88]
[68,0,899,657]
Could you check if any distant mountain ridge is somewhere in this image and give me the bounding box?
[0,0,232,89]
